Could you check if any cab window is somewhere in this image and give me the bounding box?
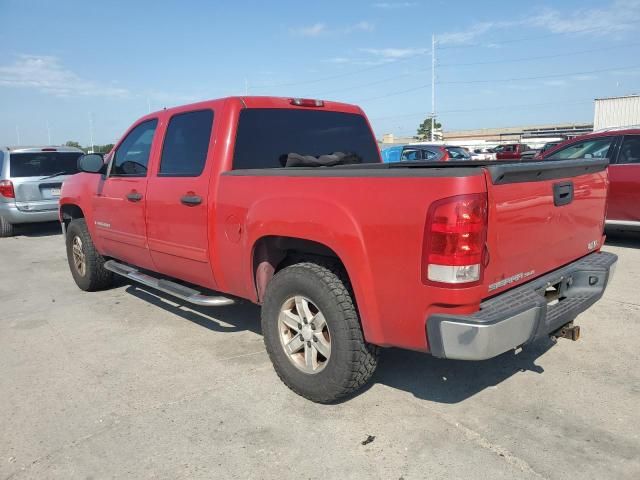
[159,110,214,176]
[110,119,158,176]
[547,137,614,160]
[617,136,640,164]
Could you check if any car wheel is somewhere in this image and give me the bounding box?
[0,216,14,237]
[65,218,113,291]
[261,261,378,403]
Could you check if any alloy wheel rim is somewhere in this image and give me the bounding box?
[72,236,86,277]
[278,295,331,374]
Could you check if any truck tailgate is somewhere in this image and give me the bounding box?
[482,159,608,297]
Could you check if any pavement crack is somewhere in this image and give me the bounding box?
[407,397,549,479]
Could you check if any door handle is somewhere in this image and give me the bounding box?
[126,191,143,202]
[180,194,202,206]
[553,181,574,206]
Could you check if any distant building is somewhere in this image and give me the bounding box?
[380,133,415,145]
[594,94,640,130]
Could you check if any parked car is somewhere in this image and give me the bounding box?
[396,143,472,161]
[519,148,540,160]
[494,143,530,160]
[380,145,404,163]
[60,96,616,403]
[533,141,563,160]
[0,146,84,237]
[540,128,640,228]
[471,148,497,161]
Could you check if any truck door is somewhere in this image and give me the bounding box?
[92,118,158,270]
[145,108,216,288]
[608,134,640,224]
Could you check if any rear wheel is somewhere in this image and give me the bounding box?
[0,216,14,237]
[262,261,378,403]
[65,219,113,291]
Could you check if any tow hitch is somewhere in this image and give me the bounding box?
[550,322,581,341]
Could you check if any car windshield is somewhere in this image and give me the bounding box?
[9,152,83,178]
[445,147,471,160]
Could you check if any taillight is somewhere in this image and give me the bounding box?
[290,98,324,107]
[439,146,450,161]
[0,180,15,199]
[422,193,488,285]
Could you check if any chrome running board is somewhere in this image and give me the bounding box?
[104,260,234,307]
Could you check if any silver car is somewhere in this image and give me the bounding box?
[0,146,84,237]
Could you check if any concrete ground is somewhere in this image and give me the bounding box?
[1,223,639,480]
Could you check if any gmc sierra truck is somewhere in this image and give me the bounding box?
[60,96,617,403]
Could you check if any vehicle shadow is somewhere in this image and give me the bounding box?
[125,281,555,404]
[372,340,552,404]
[125,285,262,335]
[12,221,62,238]
[605,229,640,248]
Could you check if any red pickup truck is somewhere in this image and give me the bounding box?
[495,143,530,160]
[60,96,617,403]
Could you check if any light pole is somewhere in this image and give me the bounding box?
[431,34,436,142]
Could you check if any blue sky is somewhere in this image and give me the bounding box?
[1,0,639,145]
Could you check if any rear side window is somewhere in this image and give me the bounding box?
[233,109,380,169]
[9,152,82,178]
[401,149,421,161]
[617,136,640,164]
[547,137,614,160]
[111,119,158,176]
[159,110,214,176]
[445,147,471,160]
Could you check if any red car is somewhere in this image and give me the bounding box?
[540,128,640,228]
[59,96,616,402]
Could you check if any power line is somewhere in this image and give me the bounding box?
[369,99,594,121]
[251,51,429,90]
[438,64,640,85]
[306,42,639,98]
[355,64,640,102]
[437,20,640,50]
[439,41,640,67]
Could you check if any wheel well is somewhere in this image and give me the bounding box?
[60,204,84,229]
[253,236,348,302]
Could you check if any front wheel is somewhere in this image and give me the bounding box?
[65,219,113,291]
[261,261,378,403]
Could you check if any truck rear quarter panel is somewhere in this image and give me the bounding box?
[213,171,488,351]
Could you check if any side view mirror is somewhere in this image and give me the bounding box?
[78,153,105,174]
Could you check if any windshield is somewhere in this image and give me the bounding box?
[445,147,471,160]
[233,109,380,169]
[9,152,82,178]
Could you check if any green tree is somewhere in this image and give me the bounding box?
[416,117,442,141]
[64,140,82,149]
[95,144,115,153]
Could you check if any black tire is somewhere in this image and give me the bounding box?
[0,216,14,237]
[65,218,113,291]
[261,261,378,403]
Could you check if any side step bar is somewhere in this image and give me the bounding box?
[104,260,234,307]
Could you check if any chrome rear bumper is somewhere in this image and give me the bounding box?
[426,251,618,360]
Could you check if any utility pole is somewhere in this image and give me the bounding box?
[431,34,436,142]
[15,125,21,145]
[88,112,95,153]
[46,120,52,145]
